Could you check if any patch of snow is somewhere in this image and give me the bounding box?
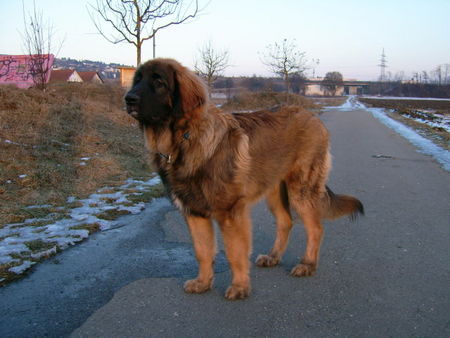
[8,261,36,274]
[4,139,21,145]
[325,95,365,111]
[25,204,53,209]
[400,110,450,133]
[0,175,162,276]
[31,247,58,259]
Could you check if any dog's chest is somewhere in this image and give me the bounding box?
[157,165,212,217]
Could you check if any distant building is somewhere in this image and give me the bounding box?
[78,71,104,84]
[118,67,136,88]
[304,79,369,96]
[0,54,54,88]
[49,69,83,83]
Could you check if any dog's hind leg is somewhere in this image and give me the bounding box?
[217,207,252,300]
[256,181,293,267]
[289,199,324,277]
[184,215,216,294]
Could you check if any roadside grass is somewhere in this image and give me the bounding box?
[311,96,347,109]
[0,83,153,228]
[69,223,101,235]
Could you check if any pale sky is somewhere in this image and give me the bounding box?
[1,0,449,80]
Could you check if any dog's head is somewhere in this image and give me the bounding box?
[125,58,208,127]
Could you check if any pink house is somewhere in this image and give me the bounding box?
[0,54,54,89]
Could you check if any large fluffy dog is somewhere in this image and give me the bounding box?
[125,58,363,300]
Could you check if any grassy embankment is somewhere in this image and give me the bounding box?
[0,83,158,228]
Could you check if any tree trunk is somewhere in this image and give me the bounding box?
[136,41,142,67]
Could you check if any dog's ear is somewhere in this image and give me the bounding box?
[174,65,208,114]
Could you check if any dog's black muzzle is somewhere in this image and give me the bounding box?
[125,92,140,119]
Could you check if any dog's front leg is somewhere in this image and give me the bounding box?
[217,209,252,300]
[184,215,216,294]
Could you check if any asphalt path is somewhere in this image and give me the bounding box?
[1,103,449,337]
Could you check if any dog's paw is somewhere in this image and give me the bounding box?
[255,254,279,267]
[224,284,250,300]
[184,279,212,294]
[290,263,316,277]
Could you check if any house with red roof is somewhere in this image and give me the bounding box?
[78,71,103,84]
[48,69,83,83]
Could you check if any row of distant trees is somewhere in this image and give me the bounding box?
[194,38,346,97]
[380,65,450,86]
[366,81,450,98]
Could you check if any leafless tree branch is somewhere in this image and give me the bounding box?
[88,0,203,66]
[21,0,63,90]
[261,39,307,94]
[194,40,229,97]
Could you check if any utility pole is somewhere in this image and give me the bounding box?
[312,58,320,78]
[378,48,387,82]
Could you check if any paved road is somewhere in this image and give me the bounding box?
[1,104,449,337]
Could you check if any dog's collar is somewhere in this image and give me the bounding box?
[157,131,190,164]
[158,152,172,164]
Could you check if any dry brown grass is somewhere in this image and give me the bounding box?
[0,83,153,227]
[311,96,347,109]
[220,91,317,112]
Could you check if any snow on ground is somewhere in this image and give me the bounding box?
[398,110,450,133]
[325,96,366,111]
[325,97,450,172]
[0,176,161,278]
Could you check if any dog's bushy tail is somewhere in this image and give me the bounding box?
[321,186,364,221]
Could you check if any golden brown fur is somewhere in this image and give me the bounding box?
[125,58,364,300]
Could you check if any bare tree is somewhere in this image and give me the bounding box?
[194,40,229,98]
[421,70,429,84]
[261,39,307,94]
[88,0,201,66]
[321,71,343,96]
[444,64,450,85]
[22,1,62,90]
[433,65,442,85]
[393,71,405,82]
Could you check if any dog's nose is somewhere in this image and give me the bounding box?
[125,92,140,105]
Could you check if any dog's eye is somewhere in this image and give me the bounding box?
[153,79,166,90]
